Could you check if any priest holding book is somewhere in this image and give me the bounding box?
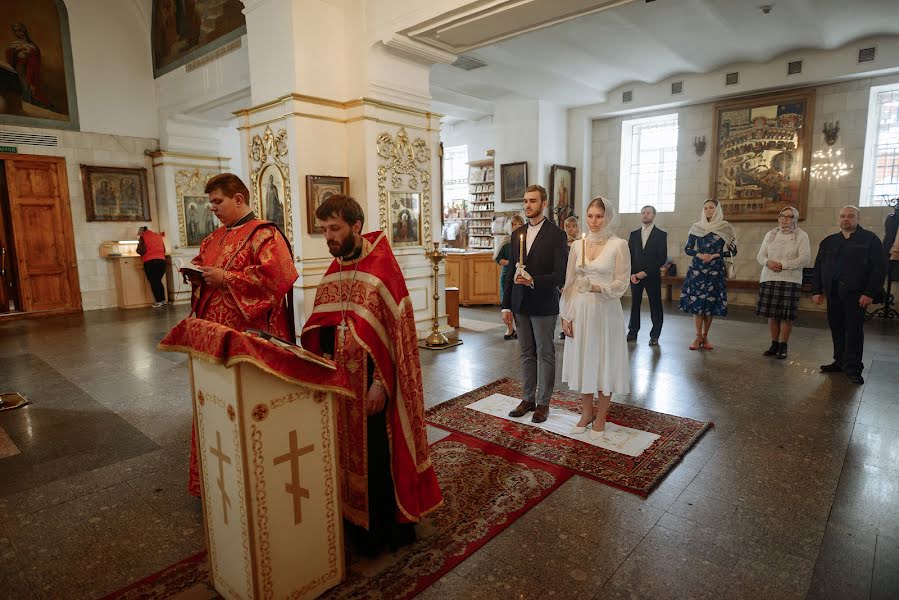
[182,172,298,496]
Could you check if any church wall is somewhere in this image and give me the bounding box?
[0,1,167,311]
[66,0,158,138]
[6,131,160,310]
[441,115,494,164]
[589,72,899,311]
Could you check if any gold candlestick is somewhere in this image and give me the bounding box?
[424,242,450,347]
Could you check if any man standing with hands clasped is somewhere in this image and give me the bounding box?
[627,205,668,346]
[502,185,568,423]
[812,205,886,384]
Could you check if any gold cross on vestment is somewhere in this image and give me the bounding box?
[209,430,232,524]
[273,430,314,525]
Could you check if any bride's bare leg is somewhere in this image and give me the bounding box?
[575,393,594,427]
[591,393,611,432]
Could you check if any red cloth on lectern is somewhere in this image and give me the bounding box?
[158,318,350,395]
[301,231,443,527]
[184,219,298,496]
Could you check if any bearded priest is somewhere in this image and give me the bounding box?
[183,173,298,497]
[301,194,443,556]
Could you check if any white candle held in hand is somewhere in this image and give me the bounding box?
[519,233,524,264]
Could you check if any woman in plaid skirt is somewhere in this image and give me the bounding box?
[756,206,811,359]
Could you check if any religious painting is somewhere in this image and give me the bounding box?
[81,166,150,222]
[0,0,79,130]
[306,175,349,234]
[389,192,421,247]
[710,89,815,221]
[258,164,286,233]
[152,0,246,77]
[180,195,218,247]
[501,161,528,203]
[549,164,576,227]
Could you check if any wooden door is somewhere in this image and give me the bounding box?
[4,156,81,313]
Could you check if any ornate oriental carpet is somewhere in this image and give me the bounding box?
[426,378,712,497]
[100,434,571,600]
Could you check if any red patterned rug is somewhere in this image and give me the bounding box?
[100,433,571,600]
[426,377,712,497]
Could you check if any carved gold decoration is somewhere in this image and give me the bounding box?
[175,168,217,247]
[249,125,293,244]
[376,127,432,246]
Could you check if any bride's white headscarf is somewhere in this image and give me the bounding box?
[688,199,737,251]
[586,196,620,243]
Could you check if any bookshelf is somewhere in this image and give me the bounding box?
[467,158,495,250]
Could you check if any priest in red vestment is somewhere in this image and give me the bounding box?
[184,173,298,496]
[301,195,442,555]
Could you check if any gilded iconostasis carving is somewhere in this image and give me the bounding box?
[249,125,293,244]
[376,128,432,248]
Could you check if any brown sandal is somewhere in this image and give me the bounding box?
[689,336,704,351]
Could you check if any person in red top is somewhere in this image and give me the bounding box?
[302,195,442,555]
[182,172,299,496]
[136,226,167,307]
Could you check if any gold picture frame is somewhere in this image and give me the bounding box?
[710,88,815,221]
[305,175,349,234]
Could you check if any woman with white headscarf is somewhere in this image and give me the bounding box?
[680,199,738,350]
[560,196,631,440]
[756,206,810,359]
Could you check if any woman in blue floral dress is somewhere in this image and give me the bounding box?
[680,199,737,350]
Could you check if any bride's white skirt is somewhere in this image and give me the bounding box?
[561,293,630,395]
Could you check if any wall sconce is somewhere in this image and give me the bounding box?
[823,121,840,146]
[693,136,706,156]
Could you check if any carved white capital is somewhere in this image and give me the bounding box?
[382,35,457,66]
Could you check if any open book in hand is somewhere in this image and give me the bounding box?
[174,257,204,278]
[244,329,336,370]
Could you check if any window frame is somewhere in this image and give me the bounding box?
[859,82,899,207]
[618,113,679,214]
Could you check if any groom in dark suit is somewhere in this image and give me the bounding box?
[627,205,668,345]
[502,185,568,423]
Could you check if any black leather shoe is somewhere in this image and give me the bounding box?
[820,362,843,373]
[531,405,549,423]
[509,401,536,417]
[649,338,659,346]
[763,341,779,356]
[626,332,637,342]
[776,342,788,359]
[847,373,865,384]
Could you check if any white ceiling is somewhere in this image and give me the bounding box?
[430,0,899,121]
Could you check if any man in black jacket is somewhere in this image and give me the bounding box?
[502,185,568,423]
[812,205,886,384]
[627,205,668,345]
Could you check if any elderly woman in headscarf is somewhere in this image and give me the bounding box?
[495,213,526,339]
[755,206,810,359]
[560,196,631,441]
[680,199,738,350]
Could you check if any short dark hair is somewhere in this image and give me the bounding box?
[315,194,365,227]
[205,173,251,205]
[524,184,547,203]
[641,205,657,215]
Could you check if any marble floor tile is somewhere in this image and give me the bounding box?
[0,303,897,598]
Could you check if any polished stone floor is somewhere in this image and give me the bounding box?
[1,301,898,599]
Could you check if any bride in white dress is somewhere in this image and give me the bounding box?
[560,196,631,440]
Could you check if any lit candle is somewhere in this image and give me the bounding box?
[519,233,524,264]
[581,233,586,266]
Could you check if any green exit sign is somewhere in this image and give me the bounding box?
[0,146,17,153]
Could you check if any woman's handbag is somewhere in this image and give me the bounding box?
[724,258,736,280]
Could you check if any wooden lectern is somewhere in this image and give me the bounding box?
[160,319,352,600]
